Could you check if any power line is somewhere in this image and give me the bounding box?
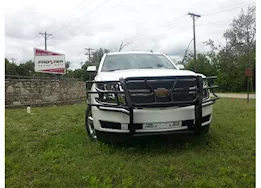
[122,2,255,49]
[197,2,255,27]
[127,19,192,50]
[197,19,232,28]
[123,15,188,47]
[47,0,98,32]
[33,1,90,38]
[66,0,197,40]
[126,4,248,50]
[202,1,255,16]
[52,0,128,43]
[161,15,188,27]
[44,0,89,31]
[201,0,246,15]
[55,0,128,38]
[105,0,127,11]
[39,31,52,50]
[164,18,190,28]
[67,0,126,33]
[123,2,255,52]
[52,0,113,34]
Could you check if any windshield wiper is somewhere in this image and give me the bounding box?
[139,67,154,69]
[106,69,126,72]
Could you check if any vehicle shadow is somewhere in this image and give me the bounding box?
[103,133,211,151]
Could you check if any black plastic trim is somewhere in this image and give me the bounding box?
[100,121,121,129]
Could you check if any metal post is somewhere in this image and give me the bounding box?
[247,31,252,102]
[247,77,250,103]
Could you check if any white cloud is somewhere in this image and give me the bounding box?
[4,0,256,69]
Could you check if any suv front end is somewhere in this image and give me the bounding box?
[85,52,219,141]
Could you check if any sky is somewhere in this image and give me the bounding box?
[4,0,256,70]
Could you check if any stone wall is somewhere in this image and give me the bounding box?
[5,78,86,108]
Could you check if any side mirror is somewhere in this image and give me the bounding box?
[176,64,185,70]
[87,66,97,72]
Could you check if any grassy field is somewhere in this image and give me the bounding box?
[5,98,255,188]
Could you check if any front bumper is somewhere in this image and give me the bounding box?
[86,75,219,136]
[95,124,210,139]
[92,100,213,134]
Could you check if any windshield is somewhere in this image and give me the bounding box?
[101,54,177,72]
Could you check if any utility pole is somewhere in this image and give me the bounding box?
[84,48,95,62]
[188,12,201,72]
[247,31,252,103]
[9,58,17,63]
[39,31,52,50]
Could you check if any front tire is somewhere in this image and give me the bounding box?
[85,105,97,140]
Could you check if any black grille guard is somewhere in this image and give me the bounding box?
[86,76,219,135]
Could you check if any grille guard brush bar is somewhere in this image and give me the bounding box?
[86,75,219,136]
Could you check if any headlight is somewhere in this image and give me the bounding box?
[202,79,209,99]
[96,83,125,104]
[203,79,208,87]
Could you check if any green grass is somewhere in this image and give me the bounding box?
[5,98,255,188]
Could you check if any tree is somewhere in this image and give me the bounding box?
[229,6,256,91]
[17,60,35,76]
[5,58,18,75]
[69,48,110,80]
[185,53,216,76]
[202,5,256,92]
[90,48,110,65]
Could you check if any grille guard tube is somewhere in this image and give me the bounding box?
[86,75,219,136]
[119,78,135,136]
[195,76,203,134]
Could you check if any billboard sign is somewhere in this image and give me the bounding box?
[34,48,65,74]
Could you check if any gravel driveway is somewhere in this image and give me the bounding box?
[211,93,256,99]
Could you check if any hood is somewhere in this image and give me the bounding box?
[95,69,201,81]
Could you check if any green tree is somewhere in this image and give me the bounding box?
[72,48,110,80]
[90,48,110,65]
[185,53,216,76]
[5,58,18,75]
[17,60,35,76]
[203,5,256,92]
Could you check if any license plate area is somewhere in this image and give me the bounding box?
[143,121,182,130]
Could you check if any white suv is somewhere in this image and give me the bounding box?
[85,51,218,141]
